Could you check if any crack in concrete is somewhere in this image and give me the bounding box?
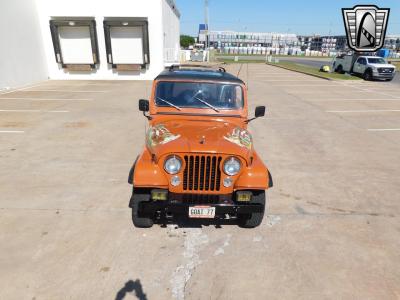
[170,228,209,300]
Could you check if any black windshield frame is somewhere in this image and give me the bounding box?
[154,81,245,110]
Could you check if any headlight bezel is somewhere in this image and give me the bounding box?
[223,156,242,176]
[164,155,182,175]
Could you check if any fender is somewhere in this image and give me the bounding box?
[132,148,169,188]
[128,156,139,184]
[268,169,273,188]
[235,152,272,190]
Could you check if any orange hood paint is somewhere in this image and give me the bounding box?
[146,118,253,164]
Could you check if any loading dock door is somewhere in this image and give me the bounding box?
[110,27,144,64]
[58,26,94,64]
[50,19,100,69]
[104,18,150,70]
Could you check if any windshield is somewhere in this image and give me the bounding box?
[367,58,386,64]
[155,81,244,110]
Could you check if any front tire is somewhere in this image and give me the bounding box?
[335,65,345,74]
[238,191,266,228]
[363,70,373,81]
[131,190,153,228]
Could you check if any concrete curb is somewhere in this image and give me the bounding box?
[265,62,332,81]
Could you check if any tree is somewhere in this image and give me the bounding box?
[180,35,195,48]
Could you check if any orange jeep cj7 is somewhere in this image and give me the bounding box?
[128,65,273,228]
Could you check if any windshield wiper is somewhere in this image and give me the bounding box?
[193,96,220,112]
[156,97,181,111]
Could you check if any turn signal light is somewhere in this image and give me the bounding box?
[151,189,168,201]
[236,191,252,202]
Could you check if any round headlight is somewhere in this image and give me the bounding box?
[223,157,241,176]
[164,155,182,175]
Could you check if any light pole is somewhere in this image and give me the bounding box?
[205,0,209,50]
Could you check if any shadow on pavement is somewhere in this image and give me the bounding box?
[115,279,147,300]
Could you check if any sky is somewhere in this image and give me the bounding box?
[175,0,400,36]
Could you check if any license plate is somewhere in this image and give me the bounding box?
[188,206,215,218]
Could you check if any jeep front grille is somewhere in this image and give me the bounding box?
[183,155,222,191]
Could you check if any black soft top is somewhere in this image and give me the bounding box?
[155,65,244,84]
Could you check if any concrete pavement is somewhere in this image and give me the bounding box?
[0,65,399,299]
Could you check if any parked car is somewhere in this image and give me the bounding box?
[128,65,273,228]
[333,54,396,81]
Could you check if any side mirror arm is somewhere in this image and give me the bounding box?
[245,117,257,123]
[142,111,152,120]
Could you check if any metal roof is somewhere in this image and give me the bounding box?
[155,67,244,84]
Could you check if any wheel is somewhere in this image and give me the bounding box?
[335,65,344,74]
[131,189,153,228]
[238,191,266,228]
[363,70,373,81]
[386,78,393,82]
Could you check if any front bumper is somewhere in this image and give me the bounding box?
[373,71,395,79]
[139,201,263,218]
[131,192,263,218]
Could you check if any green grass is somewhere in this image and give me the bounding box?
[215,53,332,59]
[271,55,332,58]
[268,61,361,80]
[215,53,264,57]
[217,58,360,80]
[391,61,400,69]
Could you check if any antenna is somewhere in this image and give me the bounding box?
[236,63,249,90]
[236,63,243,77]
[246,63,249,90]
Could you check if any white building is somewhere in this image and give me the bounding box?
[208,30,299,48]
[205,30,300,55]
[0,0,180,90]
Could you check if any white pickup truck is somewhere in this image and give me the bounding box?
[332,55,396,81]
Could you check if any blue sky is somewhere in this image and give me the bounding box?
[176,0,400,36]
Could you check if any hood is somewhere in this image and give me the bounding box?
[369,63,396,69]
[146,120,253,162]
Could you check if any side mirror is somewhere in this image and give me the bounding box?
[255,106,266,118]
[246,105,266,123]
[139,99,149,112]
